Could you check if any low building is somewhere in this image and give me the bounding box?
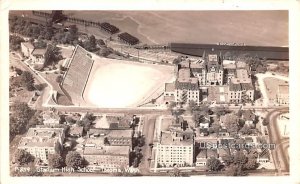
[277,85,289,105]
[42,110,60,125]
[88,129,133,147]
[21,42,34,57]
[243,110,256,127]
[30,47,47,65]
[69,126,83,137]
[257,148,270,163]
[196,149,207,166]
[18,127,65,165]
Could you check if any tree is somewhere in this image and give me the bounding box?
[56,75,63,83]
[34,83,47,91]
[20,71,35,91]
[15,150,34,166]
[222,154,234,166]
[28,111,43,127]
[239,124,252,135]
[133,157,139,168]
[226,165,246,176]
[243,159,257,170]
[9,35,25,51]
[206,157,222,171]
[65,151,83,169]
[167,101,176,111]
[262,119,269,126]
[233,151,248,165]
[48,154,64,168]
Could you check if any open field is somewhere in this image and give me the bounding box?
[65,10,288,46]
[264,77,289,101]
[83,56,174,108]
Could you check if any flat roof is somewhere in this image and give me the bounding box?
[160,131,193,146]
[278,85,289,95]
[165,83,175,92]
[88,129,132,138]
[18,128,64,148]
[32,48,47,55]
[178,68,191,82]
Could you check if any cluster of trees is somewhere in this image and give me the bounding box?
[131,132,145,168]
[65,151,85,169]
[10,102,35,140]
[10,71,35,91]
[43,44,62,68]
[222,150,259,176]
[10,17,55,40]
[76,113,95,132]
[9,35,25,51]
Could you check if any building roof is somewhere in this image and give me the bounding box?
[207,149,218,158]
[83,137,130,156]
[21,42,34,49]
[88,129,133,138]
[32,48,47,56]
[160,131,193,146]
[180,60,190,68]
[278,85,289,95]
[69,126,83,135]
[196,149,207,158]
[178,68,191,82]
[259,149,270,159]
[236,61,247,69]
[18,128,64,148]
[165,82,175,92]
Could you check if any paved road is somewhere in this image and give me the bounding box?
[139,115,157,174]
[265,108,289,174]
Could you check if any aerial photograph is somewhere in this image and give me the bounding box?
[8,10,289,177]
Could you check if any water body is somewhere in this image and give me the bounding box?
[67,10,288,46]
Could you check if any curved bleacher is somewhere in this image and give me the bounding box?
[61,45,94,105]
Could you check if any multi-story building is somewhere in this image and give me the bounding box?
[175,68,200,104]
[154,117,194,167]
[190,61,207,86]
[227,69,254,103]
[205,53,224,85]
[88,129,133,148]
[276,85,289,105]
[18,128,65,165]
[78,137,130,170]
[21,42,34,57]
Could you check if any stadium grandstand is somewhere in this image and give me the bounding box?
[99,22,120,34]
[61,45,94,105]
[118,32,139,45]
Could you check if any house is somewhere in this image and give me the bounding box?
[257,148,270,163]
[21,42,34,57]
[196,149,207,166]
[69,126,83,137]
[30,48,47,65]
[243,110,256,127]
[218,129,229,137]
[42,110,60,125]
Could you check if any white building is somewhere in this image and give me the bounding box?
[21,42,34,58]
[277,85,289,105]
[154,117,194,168]
[18,128,65,165]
